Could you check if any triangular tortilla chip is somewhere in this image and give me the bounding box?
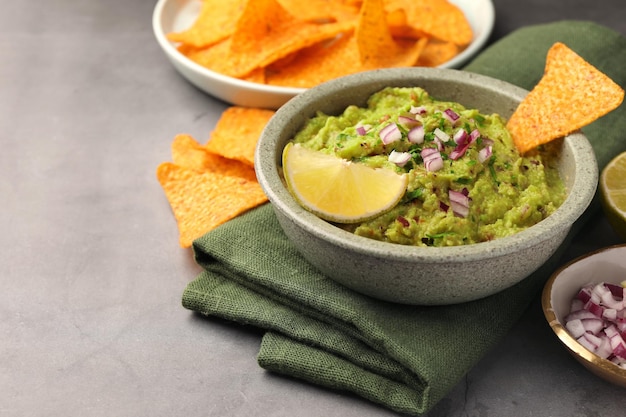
[157,162,267,248]
[279,0,359,23]
[356,0,425,68]
[266,0,427,87]
[205,107,275,167]
[507,42,624,154]
[385,0,473,46]
[171,133,257,181]
[188,0,355,78]
[416,39,460,67]
[166,0,246,48]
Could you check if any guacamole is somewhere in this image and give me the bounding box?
[289,87,566,247]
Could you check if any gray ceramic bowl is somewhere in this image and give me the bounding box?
[255,67,598,305]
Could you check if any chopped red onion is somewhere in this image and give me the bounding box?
[566,318,587,339]
[433,136,445,151]
[388,150,412,167]
[421,148,443,172]
[442,108,460,125]
[398,114,419,127]
[565,281,626,367]
[449,189,470,218]
[576,286,593,303]
[433,128,450,142]
[565,309,598,322]
[478,145,493,163]
[410,105,427,115]
[606,282,626,298]
[407,125,425,144]
[449,130,478,160]
[396,216,410,227]
[452,129,469,145]
[379,122,402,144]
[449,147,466,160]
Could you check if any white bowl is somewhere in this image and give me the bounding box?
[543,244,626,389]
[152,0,495,109]
[255,67,598,305]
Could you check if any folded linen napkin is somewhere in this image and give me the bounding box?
[183,21,626,416]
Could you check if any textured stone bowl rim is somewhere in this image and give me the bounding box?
[255,67,598,268]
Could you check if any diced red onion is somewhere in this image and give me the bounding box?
[379,122,402,144]
[565,281,626,367]
[433,128,450,142]
[470,129,481,142]
[570,298,585,313]
[398,114,419,127]
[449,130,478,160]
[421,148,443,172]
[606,325,626,359]
[388,150,412,167]
[442,108,460,125]
[586,300,605,318]
[452,129,469,145]
[478,145,493,163]
[606,282,626,298]
[604,308,618,321]
[449,189,470,218]
[582,318,606,335]
[579,332,604,351]
[397,216,410,227]
[356,125,367,136]
[565,309,599,322]
[566,319,586,339]
[576,286,593,304]
[410,105,427,115]
[449,147,464,160]
[433,136,444,151]
[407,125,424,144]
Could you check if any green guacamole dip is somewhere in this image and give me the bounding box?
[289,87,566,247]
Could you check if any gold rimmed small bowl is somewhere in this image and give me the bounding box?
[542,244,626,388]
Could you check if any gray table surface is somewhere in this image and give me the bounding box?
[2,1,626,416]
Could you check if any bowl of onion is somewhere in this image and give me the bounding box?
[542,244,626,388]
[255,67,598,305]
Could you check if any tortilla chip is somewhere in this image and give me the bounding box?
[266,33,358,87]
[157,162,267,248]
[205,107,275,167]
[356,0,425,68]
[158,106,276,247]
[417,39,460,67]
[279,0,359,23]
[170,0,471,86]
[207,0,354,78]
[507,42,625,154]
[171,133,257,181]
[266,0,427,87]
[166,0,246,48]
[241,67,266,84]
[385,0,473,46]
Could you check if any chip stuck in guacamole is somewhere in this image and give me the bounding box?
[282,86,567,247]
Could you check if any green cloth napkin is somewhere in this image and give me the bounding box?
[183,21,626,416]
